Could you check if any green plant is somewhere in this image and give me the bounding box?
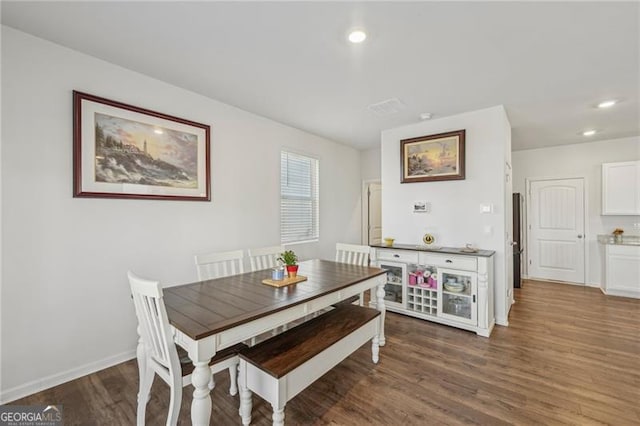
[278,250,298,266]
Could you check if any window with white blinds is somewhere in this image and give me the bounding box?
[280,151,319,244]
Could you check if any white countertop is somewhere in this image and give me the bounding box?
[598,234,640,246]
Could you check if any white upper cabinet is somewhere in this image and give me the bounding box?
[602,161,640,215]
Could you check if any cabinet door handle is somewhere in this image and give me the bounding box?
[473,295,476,303]
[393,254,400,258]
[445,259,452,263]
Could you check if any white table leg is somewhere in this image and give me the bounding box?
[191,361,212,426]
[272,405,285,426]
[238,364,252,426]
[371,335,380,364]
[376,283,387,346]
[228,364,238,396]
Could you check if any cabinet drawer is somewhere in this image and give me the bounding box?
[376,249,419,263]
[419,253,477,271]
[608,244,640,257]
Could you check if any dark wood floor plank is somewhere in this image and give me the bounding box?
[9,279,639,425]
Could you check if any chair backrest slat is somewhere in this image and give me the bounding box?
[335,243,370,266]
[248,245,285,272]
[129,272,178,371]
[195,249,245,280]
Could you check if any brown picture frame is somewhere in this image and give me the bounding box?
[400,130,466,183]
[73,91,211,201]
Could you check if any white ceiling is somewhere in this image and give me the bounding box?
[2,1,639,151]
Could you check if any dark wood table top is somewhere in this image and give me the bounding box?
[164,259,386,340]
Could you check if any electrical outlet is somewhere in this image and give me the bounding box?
[633,223,640,230]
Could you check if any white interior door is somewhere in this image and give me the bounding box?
[367,182,382,245]
[528,178,585,284]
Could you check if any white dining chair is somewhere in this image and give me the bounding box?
[335,242,371,266]
[195,249,244,280]
[248,245,285,271]
[335,243,371,306]
[129,271,244,426]
[248,245,294,335]
[194,249,260,344]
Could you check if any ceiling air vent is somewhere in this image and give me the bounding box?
[367,98,406,116]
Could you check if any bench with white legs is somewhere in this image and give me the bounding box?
[238,305,381,426]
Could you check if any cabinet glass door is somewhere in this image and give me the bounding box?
[378,261,405,306]
[437,268,477,325]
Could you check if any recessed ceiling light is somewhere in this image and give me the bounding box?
[597,100,617,108]
[419,112,433,120]
[154,129,163,134]
[583,130,596,136]
[348,30,367,44]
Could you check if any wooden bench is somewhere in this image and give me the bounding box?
[237,304,381,426]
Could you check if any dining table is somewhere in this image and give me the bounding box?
[162,258,388,426]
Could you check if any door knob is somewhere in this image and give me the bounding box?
[577,234,583,239]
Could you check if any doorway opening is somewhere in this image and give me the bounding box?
[362,181,382,246]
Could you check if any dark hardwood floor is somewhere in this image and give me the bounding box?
[11,280,640,425]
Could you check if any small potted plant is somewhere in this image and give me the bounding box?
[278,250,299,278]
[613,228,624,244]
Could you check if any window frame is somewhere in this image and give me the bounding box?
[280,150,320,245]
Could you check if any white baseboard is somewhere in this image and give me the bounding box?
[523,275,602,288]
[602,288,640,299]
[0,349,136,404]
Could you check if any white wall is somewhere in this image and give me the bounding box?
[0,26,362,401]
[381,106,511,325]
[360,147,381,182]
[512,136,640,286]
[0,27,3,393]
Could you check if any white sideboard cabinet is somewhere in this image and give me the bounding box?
[602,161,640,215]
[370,244,495,337]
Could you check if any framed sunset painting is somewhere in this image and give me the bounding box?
[400,130,465,183]
[73,91,210,201]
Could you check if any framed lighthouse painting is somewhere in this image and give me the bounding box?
[73,91,211,201]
